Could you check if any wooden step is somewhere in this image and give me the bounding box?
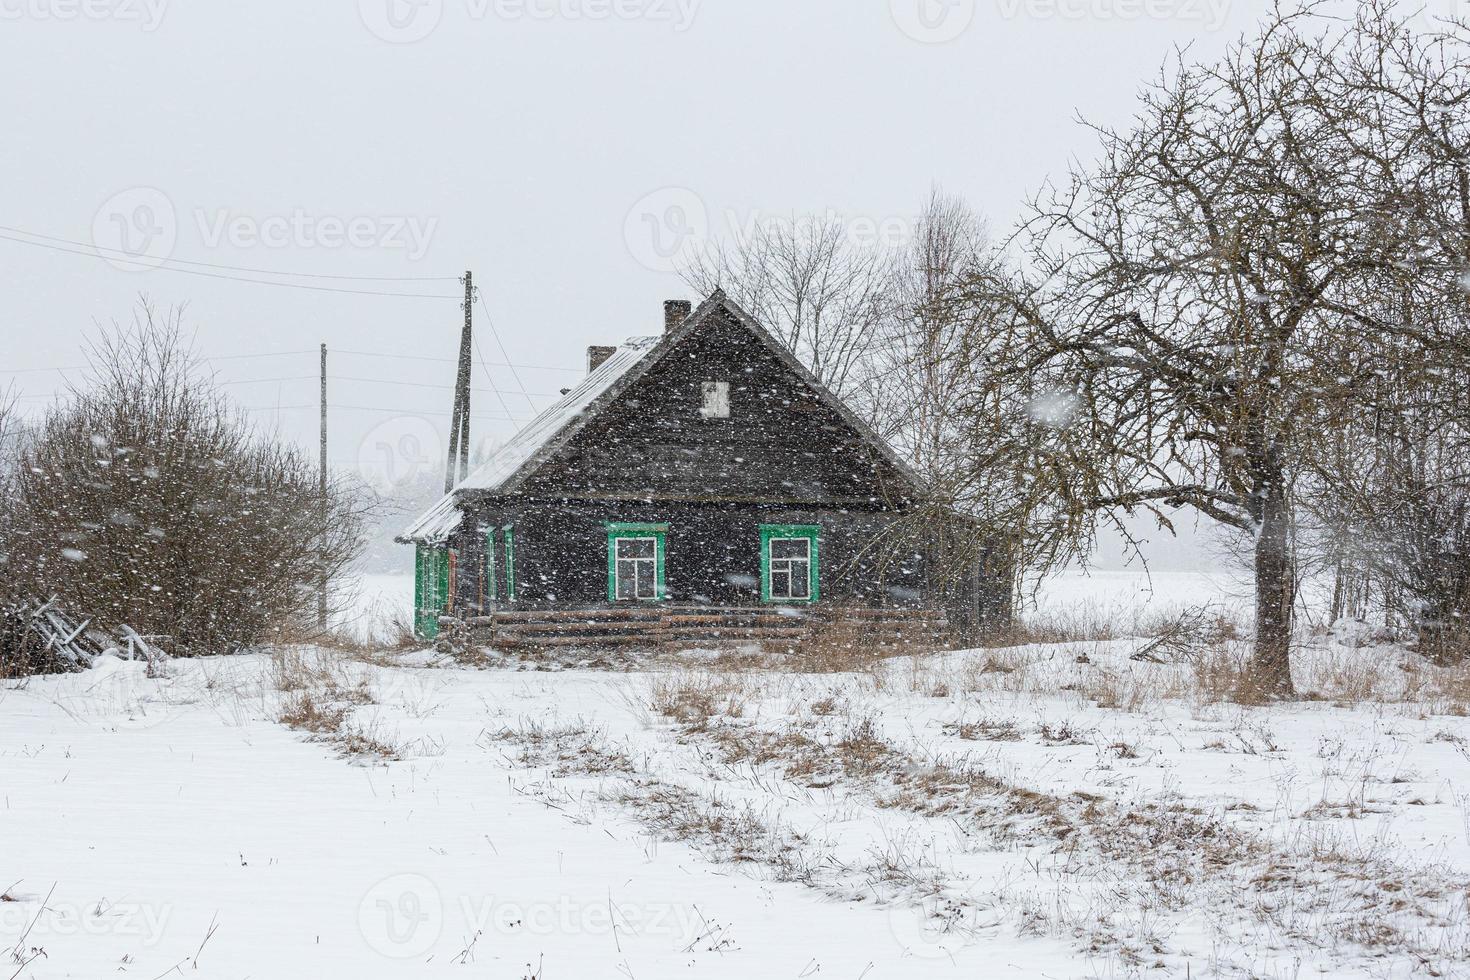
[493,607,664,622]
[655,627,809,640]
[661,613,803,626]
[493,634,649,648]
[493,620,659,635]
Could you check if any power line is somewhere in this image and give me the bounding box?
[207,349,319,361]
[470,333,521,434]
[0,224,461,282]
[240,402,537,420]
[0,351,316,374]
[476,288,539,415]
[335,347,582,373]
[212,374,561,396]
[0,349,582,376]
[0,231,462,299]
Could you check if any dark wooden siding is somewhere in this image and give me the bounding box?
[455,498,930,611]
[519,308,913,504]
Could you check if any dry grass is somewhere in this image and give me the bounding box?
[665,688,1470,972]
[268,646,373,699]
[269,646,405,760]
[488,718,635,776]
[498,653,1470,972]
[611,780,818,882]
[778,613,952,673]
[275,687,403,760]
[647,671,756,726]
[912,602,1470,715]
[943,716,1023,741]
[278,690,348,733]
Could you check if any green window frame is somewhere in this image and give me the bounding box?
[503,525,516,603]
[760,525,820,604]
[606,522,667,602]
[414,544,450,638]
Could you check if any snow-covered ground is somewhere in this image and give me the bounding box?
[338,572,416,638]
[5,626,1469,978]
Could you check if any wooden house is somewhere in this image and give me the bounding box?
[400,290,997,649]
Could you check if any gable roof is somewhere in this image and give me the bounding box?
[400,290,923,544]
[398,334,659,544]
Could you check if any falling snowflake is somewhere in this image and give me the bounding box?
[1026,391,1082,428]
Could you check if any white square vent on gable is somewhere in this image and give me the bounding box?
[701,380,730,418]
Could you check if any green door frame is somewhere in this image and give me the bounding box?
[503,525,517,603]
[414,544,450,639]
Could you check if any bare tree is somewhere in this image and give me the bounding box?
[1,302,370,658]
[1300,288,1470,658]
[968,2,1470,696]
[869,190,1070,626]
[681,213,897,401]
[0,390,18,608]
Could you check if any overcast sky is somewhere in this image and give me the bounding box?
[3,0,1339,509]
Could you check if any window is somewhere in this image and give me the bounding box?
[701,380,730,418]
[760,525,819,603]
[606,523,667,601]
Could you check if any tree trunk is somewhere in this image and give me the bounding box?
[1250,473,1296,698]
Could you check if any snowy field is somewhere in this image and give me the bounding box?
[4,570,1469,978]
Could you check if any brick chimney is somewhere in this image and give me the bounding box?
[586,345,616,374]
[664,299,692,333]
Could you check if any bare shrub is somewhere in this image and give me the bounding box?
[1130,605,1240,663]
[0,303,370,659]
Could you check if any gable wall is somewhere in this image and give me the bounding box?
[518,308,911,504]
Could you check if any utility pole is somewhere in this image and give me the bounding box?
[318,343,328,629]
[444,270,473,492]
[459,273,472,481]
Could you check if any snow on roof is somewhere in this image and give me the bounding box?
[399,491,463,547]
[399,335,661,544]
